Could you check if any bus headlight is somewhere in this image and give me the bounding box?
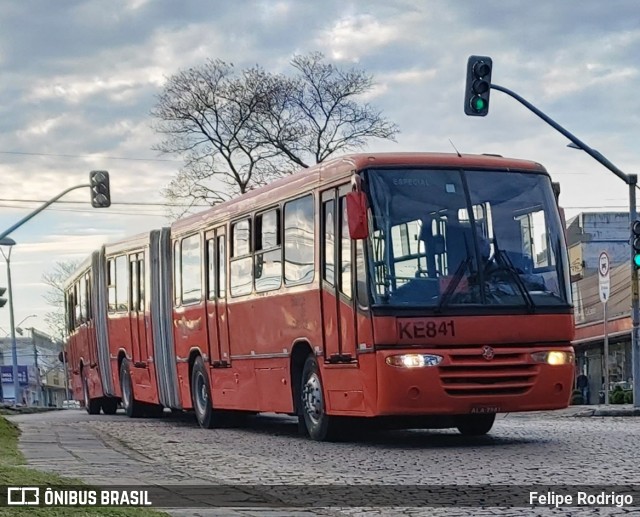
[531,351,574,365]
[386,354,443,368]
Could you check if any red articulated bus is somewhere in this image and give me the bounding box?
[64,152,575,440]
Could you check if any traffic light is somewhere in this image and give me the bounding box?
[632,220,640,268]
[464,55,493,116]
[0,286,6,308]
[90,170,111,208]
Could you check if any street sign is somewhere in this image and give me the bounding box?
[599,251,610,304]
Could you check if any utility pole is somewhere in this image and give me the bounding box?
[61,343,70,401]
[32,333,41,406]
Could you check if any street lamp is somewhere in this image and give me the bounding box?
[16,315,37,331]
[0,237,21,407]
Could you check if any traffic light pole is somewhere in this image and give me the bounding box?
[5,250,20,406]
[629,178,639,408]
[490,82,640,408]
[0,184,89,242]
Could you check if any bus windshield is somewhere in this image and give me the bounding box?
[365,168,571,310]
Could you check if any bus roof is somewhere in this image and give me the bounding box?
[171,152,547,235]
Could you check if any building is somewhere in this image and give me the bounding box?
[567,212,633,403]
[0,328,68,406]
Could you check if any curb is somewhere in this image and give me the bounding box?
[591,407,640,417]
[568,405,640,417]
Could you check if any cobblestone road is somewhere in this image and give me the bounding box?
[8,409,640,516]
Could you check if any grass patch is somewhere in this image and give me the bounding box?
[0,416,166,516]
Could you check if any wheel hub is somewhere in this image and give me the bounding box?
[303,373,323,424]
[121,372,131,407]
[195,373,208,415]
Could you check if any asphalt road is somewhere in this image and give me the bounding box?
[6,408,640,516]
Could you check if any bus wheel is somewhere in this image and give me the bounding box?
[120,359,143,418]
[455,414,496,436]
[101,398,118,415]
[82,376,100,415]
[191,356,215,429]
[300,355,339,441]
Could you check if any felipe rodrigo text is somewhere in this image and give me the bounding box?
[529,491,633,509]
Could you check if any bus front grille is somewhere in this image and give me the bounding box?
[440,348,539,396]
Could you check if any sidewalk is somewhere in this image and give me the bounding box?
[503,404,640,419]
[570,404,640,417]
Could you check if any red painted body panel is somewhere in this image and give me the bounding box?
[107,313,130,398]
[64,153,574,422]
[374,348,574,415]
[68,323,104,401]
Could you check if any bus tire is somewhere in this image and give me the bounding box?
[120,359,144,418]
[300,355,340,441]
[83,375,101,415]
[191,356,215,429]
[455,414,496,436]
[101,397,118,415]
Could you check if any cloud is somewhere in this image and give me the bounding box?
[1,0,640,337]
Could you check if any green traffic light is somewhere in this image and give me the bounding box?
[471,97,486,112]
[634,254,640,268]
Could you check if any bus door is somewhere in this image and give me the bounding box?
[129,253,146,364]
[205,228,230,366]
[321,188,358,361]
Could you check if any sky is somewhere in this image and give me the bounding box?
[0,0,639,339]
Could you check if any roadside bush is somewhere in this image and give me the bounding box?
[610,389,626,404]
[623,390,633,404]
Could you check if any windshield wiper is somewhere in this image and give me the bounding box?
[435,257,472,313]
[490,237,535,312]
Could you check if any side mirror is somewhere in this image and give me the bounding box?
[346,191,369,240]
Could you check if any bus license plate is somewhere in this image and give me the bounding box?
[470,406,500,414]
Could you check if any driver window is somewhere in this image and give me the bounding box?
[517,209,553,269]
[390,220,426,284]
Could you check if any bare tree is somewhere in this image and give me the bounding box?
[152,60,291,218]
[42,260,80,341]
[254,52,399,167]
[152,53,398,216]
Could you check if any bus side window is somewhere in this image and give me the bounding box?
[73,284,80,328]
[323,199,335,285]
[207,238,216,300]
[115,255,128,312]
[85,273,92,321]
[130,255,138,312]
[217,236,226,298]
[230,219,252,296]
[355,240,368,307]
[138,256,145,311]
[107,259,116,312]
[284,195,315,286]
[181,234,202,304]
[339,196,352,298]
[173,240,181,307]
[255,209,282,292]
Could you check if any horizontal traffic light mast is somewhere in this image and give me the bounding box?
[0,171,110,242]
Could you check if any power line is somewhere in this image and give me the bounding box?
[0,203,165,217]
[0,197,211,208]
[0,150,179,163]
